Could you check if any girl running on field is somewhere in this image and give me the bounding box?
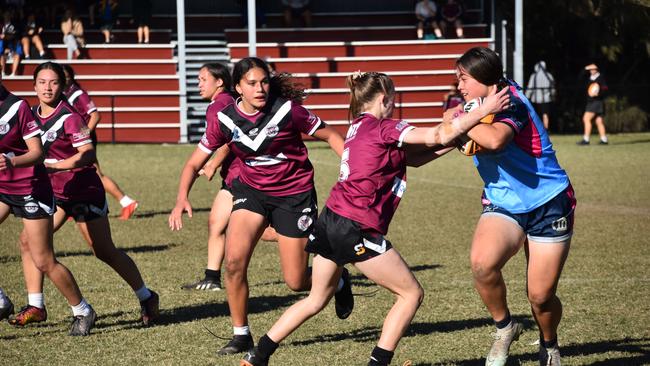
[455,47,575,366]
[0,76,97,336]
[241,71,509,366]
[12,62,159,329]
[169,63,278,292]
[204,57,346,356]
[61,64,139,220]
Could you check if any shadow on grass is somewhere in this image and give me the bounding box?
[290,315,534,349]
[448,337,650,365]
[117,207,211,219]
[611,138,650,145]
[54,243,177,258]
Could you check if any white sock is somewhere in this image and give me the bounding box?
[0,287,9,307]
[233,325,250,336]
[71,298,92,317]
[134,286,152,302]
[28,293,45,309]
[336,278,344,292]
[119,196,135,207]
[600,136,608,142]
[583,135,590,142]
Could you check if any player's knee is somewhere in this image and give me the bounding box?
[527,289,555,309]
[33,257,56,274]
[284,274,308,292]
[18,231,30,251]
[470,258,493,282]
[224,257,247,280]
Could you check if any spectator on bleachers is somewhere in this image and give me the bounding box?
[526,60,556,130]
[20,12,46,59]
[98,0,119,43]
[440,0,464,38]
[61,8,85,59]
[415,0,442,40]
[282,0,311,28]
[0,10,23,76]
[443,81,464,111]
[132,0,152,43]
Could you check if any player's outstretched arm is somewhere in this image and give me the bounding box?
[168,147,211,231]
[198,144,230,181]
[313,124,345,157]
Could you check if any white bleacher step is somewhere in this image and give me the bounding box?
[228,37,493,48]
[185,47,229,53]
[186,55,230,62]
[48,43,175,49]
[185,40,227,46]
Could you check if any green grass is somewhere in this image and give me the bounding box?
[1,134,649,365]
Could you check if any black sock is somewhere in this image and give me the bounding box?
[495,311,512,329]
[257,334,279,358]
[541,337,557,349]
[204,269,220,281]
[368,346,393,366]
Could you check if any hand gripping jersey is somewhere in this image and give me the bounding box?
[197,92,240,186]
[0,88,50,195]
[33,100,103,201]
[473,79,570,213]
[64,83,97,124]
[211,97,325,196]
[326,113,415,235]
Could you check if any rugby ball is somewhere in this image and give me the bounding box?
[457,98,493,156]
[587,82,600,97]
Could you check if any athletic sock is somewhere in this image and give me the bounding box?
[119,196,135,208]
[257,334,279,358]
[204,269,220,282]
[541,337,558,349]
[234,325,250,336]
[600,136,608,143]
[71,298,92,317]
[495,311,512,330]
[28,292,45,309]
[368,346,394,366]
[134,286,152,302]
[583,135,590,142]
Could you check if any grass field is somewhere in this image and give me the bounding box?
[1,133,649,365]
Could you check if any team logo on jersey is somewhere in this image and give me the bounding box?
[354,244,366,256]
[200,134,209,146]
[395,120,409,131]
[27,121,38,130]
[0,121,8,135]
[45,131,58,142]
[24,202,39,214]
[297,214,313,231]
[302,207,312,213]
[248,127,259,137]
[233,198,247,205]
[232,128,242,142]
[552,217,568,232]
[391,177,407,198]
[73,127,90,141]
[264,125,279,138]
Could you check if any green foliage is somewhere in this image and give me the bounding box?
[1,139,650,364]
[605,96,650,132]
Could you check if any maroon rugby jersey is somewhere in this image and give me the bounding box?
[326,113,415,235]
[64,83,97,124]
[0,87,50,195]
[34,100,103,201]
[197,92,240,186]
[210,98,324,196]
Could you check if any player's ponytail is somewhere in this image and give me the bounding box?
[346,71,395,121]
